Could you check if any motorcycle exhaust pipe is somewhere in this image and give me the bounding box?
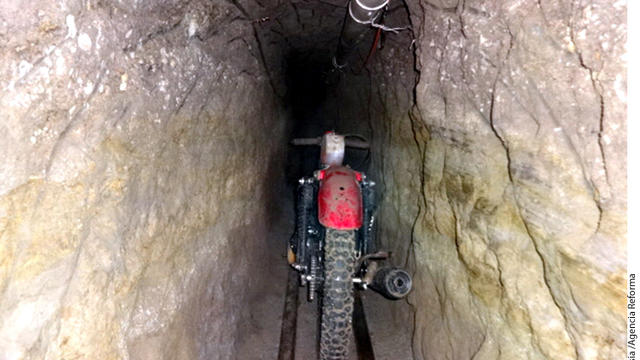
[369,267,412,300]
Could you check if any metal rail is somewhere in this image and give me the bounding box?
[277,269,299,360]
[353,291,376,360]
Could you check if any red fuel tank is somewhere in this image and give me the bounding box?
[317,166,363,230]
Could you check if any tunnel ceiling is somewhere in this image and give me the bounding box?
[224,0,348,98]
[226,0,414,99]
[253,0,346,48]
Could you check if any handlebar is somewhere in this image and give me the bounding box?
[290,137,370,149]
[345,139,369,149]
[290,137,321,146]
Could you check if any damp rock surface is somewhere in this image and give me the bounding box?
[0,0,287,359]
[375,0,626,359]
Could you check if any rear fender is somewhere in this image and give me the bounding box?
[317,166,363,230]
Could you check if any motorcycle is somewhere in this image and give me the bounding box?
[288,131,412,359]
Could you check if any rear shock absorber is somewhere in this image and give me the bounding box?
[360,179,376,255]
[294,178,315,266]
[293,176,321,292]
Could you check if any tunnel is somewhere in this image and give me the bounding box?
[0,0,628,359]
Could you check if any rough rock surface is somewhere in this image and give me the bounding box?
[370,0,626,359]
[0,0,627,359]
[0,0,287,358]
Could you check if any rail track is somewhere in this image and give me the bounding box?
[277,269,376,360]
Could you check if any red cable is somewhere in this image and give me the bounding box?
[363,28,382,70]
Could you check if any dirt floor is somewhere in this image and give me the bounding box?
[235,193,413,359]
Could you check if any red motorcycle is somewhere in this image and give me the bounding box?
[289,131,412,359]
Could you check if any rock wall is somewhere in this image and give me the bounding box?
[0,0,627,358]
[371,0,627,359]
[0,0,287,359]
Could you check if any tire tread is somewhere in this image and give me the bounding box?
[319,229,356,360]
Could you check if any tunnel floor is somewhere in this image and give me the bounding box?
[233,190,413,359]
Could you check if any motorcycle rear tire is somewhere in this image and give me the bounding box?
[319,229,356,360]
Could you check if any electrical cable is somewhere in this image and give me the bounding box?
[370,12,412,34]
